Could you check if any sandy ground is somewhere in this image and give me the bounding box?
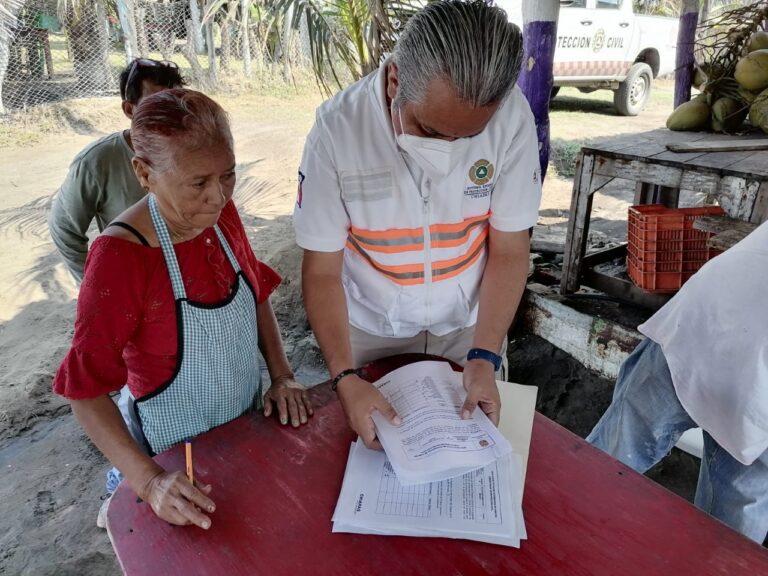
[0,81,683,574]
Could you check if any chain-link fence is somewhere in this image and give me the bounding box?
[0,0,311,114]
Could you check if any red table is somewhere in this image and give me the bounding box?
[107,365,768,575]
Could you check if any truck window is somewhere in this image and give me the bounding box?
[560,0,587,7]
[596,0,623,8]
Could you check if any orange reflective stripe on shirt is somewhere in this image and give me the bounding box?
[430,213,490,249]
[346,212,490,285]
[348,224,425,254]
[346,236,425,286]
[432,226,489,281]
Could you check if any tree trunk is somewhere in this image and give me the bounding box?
[241,0,252,77]
[136,4,150,55]
[116,0,139,61]
[189,0,205,54]
[675,0,700,108]
[64,0,115,92]
[220,1,238,71]
[182,18,207,88]
[206,21,217,82]
[518,0,559,182]
[147,0,177,60]
[0,0,24,113]
[248,25,264,76]
[280,11,292,83]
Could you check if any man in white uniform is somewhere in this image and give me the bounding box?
[294,0,541,448]
[588,222,768,544]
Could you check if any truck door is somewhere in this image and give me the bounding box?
[553,0,597,80]
[591,0,635,78]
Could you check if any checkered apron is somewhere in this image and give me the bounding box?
[135,194,261,455]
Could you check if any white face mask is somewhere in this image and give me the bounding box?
[393,106,470,179]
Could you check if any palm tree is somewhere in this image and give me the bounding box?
[274,0,424,93]
[58,0,115,91]
[198,1,421,91]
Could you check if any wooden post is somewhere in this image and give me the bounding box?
[674,0,700,109]
[518,0,560,182]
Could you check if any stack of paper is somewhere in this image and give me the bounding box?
[332,361,538,548]
[370,361,513,484]
[333,440,527,547]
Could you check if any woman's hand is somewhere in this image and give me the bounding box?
[263,376,314,427]
[461,359,501,426]
[141,470,216,529]
[336,374,401,450]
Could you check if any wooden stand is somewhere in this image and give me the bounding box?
[561,129,768,308]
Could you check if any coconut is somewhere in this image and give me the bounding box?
[666,97,711,131]
[692,66,708,88]
[735,49,768,92]
[738,86,759,104]
[711,97,747,132]
[748,31,768,53]
[749,88,768,133]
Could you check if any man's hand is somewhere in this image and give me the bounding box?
[336,374,401,449]
[140,470,216,529]
[264,376,314,427]
[461,359,501,425]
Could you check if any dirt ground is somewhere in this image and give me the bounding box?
[0,80,690,575]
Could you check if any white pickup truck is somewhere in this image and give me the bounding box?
[498,0,680,115]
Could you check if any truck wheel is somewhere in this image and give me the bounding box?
[614,63,653,116]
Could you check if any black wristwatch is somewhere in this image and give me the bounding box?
[466,348,503,371]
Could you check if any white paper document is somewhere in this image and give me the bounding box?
[332,440,526,548]
[370,361,513,484]
[332,371,538,547]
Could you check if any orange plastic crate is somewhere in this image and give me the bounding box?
[626,204,724,293]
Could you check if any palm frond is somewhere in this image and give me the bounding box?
[269,0,424,94]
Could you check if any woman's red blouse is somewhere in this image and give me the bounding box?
[53,201,281,400]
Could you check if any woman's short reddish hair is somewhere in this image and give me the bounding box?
[131,88,233,172]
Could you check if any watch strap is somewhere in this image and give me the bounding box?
[466,347,502,371]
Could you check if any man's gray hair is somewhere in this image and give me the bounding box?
[392,0,523,108]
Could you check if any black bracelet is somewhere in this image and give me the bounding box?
[332,368,359,391]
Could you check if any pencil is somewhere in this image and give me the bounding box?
[185,438,194,484]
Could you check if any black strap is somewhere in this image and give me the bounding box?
[107,221,150,247]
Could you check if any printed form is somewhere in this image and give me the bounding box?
[370,361,512,484]
[332,440,525,547]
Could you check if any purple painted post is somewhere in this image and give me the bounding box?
[674,0,700,109]
[518,0,559,182]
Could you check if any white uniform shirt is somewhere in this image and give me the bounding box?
[639,221,768,465]
[294,65,542,338]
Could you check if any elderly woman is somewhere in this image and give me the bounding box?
[53,88,312,530]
